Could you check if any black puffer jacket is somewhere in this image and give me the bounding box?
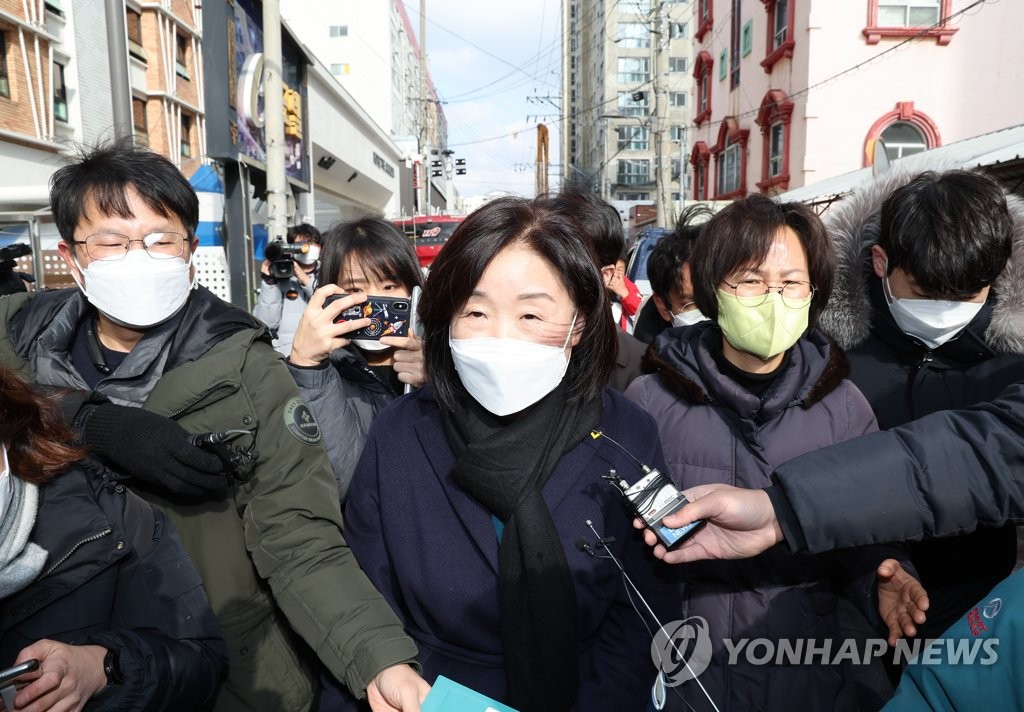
[818,164,1024,636]
[0,458,227,711]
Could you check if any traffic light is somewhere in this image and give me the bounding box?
[455,158,466,166]
[430,160,442,168]
[431,169,443,177]
[455,168,467,175]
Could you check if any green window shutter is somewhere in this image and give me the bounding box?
[742,19,753,56]
[719,49,728,80]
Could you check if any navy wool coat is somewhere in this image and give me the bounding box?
[335,386,676,711]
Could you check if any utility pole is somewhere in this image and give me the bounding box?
[262,0,289,244]
[536,124,549,196]
[419,0,430,215]
[104,0,133,141]
[678,126,687,211]
[653,0,671,228]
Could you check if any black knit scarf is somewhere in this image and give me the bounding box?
[440,380,602,712]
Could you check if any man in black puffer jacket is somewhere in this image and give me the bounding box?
[818,166,1024,640]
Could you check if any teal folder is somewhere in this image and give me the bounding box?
[421,675,519,712]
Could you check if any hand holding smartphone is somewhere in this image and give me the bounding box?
[0,659,40,710]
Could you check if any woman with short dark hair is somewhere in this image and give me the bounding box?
[0,366,226,711]
[333,196,673,711]
[626,194,928,711]
[287,216,425,502]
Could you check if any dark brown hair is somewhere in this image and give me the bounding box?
[0,367,87,484]
[420,196,616,409]
[691,193,835,327]
[319,216,423,293]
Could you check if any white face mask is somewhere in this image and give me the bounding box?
[672,309,708,328]
[73,249,196,328]
[883,271,983,349]
[449,313,577,416]
[295,244,320,265]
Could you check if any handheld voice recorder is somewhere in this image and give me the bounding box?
[591,430,705,549]
[607,468,705,549]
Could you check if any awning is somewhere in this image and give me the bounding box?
[779,123,1024,207]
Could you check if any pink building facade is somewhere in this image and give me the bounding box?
[689,0,1024,200]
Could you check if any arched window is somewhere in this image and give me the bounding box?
[692,51,713,126]
[755,90,794,192]
[691,141,711,201]
[863,102,940,166]
[880,122,927,160]
[711,117,749,200]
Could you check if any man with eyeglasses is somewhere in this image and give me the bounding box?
[0,143,427,711]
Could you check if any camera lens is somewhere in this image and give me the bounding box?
[394,301,410,310]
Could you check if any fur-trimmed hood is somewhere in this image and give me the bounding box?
[641,321,849,419]
[818,162,1024,354]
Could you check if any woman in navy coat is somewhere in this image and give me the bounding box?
[337,197,675,712]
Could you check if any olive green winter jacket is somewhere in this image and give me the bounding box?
[0,288,419,712]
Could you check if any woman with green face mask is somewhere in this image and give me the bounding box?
[625,194,928,712]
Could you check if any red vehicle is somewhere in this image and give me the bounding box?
[392,215,464,268]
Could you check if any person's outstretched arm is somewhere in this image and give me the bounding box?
[642,379,1024,563]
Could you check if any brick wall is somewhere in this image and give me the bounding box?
[135,2,204,176]
[0,5,54,141]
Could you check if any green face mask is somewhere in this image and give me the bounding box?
[716,290,812,360]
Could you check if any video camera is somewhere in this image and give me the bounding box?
[0,243,33,295]
[264,239,311,280]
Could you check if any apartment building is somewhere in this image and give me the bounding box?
[562,0,694,213]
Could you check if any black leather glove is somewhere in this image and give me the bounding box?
[81,404,230,499]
